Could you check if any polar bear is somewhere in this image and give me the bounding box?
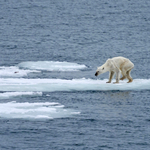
[95,56,134,83]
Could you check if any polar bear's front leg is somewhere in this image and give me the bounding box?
[106,71,114,83]
[113,70,121,84]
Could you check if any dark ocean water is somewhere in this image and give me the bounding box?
[0,0,150,149]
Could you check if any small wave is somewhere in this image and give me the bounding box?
[0,78,149,92]
[18,61,87,71]
[0,92,42,99]
[0,101,80,119]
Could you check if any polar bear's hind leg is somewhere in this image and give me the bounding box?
[120,70,127,80]
[120,60,134,83]
[120,76,126,80]
[126,69,133,83]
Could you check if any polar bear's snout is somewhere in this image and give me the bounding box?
[95,71,99,76]
[95,67,105,76]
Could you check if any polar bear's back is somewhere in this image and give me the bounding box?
[111,56,133,64]
[112,56,128,61]
[111,56,134,69]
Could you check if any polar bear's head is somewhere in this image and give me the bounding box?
[95,65,109,76]
[95,59,113,76]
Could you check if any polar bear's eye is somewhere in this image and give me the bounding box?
[102,67,104,70]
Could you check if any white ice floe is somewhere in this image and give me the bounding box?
[0,61,87,77]
[0,66,39,78]
[0,92,42,99]
[0,101,80,119]
[0,78,149,92]
[18,61,87,71]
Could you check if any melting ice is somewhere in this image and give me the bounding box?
[0,92,42,99]
[0,78,149,92]
[0,66,39,77]
[0,61,87,78]
[0,101,80,119]
[18,61,87,71]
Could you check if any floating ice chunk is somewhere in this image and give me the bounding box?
[0,92,42,99]
[0,66,40,77]
[0,78,149,92]
[0,101,80,119]
[18,61,87,71]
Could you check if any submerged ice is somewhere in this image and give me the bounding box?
[18,61,87,71]
[0,101,80,119]
[0,61,87,78]
[0,92,42,99]
[0,66,39,78]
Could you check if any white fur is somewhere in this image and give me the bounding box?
[95,56,134,83]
